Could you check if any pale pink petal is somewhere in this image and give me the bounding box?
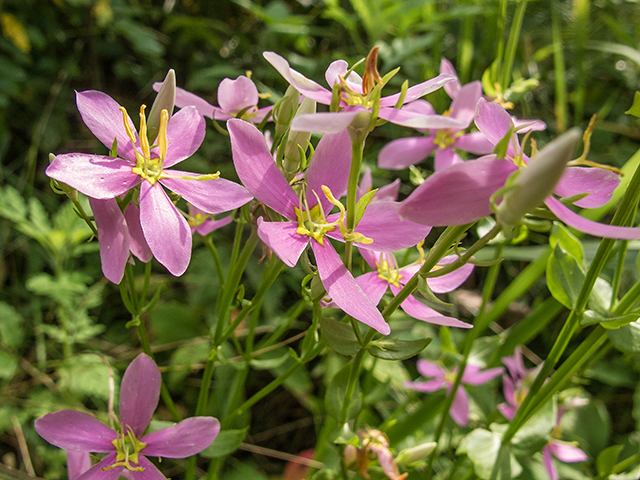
[416,359,446,378]
[306,129,351,212]
[398,158,518,226]
[90,197,130,284]
[325,59,362,93]
[453,131,494,155]
[502,375,516,407]
[543,445,559,480]
[228,119,298,219]
[67,451,92,480]
[502,348,527,379]
[449,386,469,426]
[130,456,167,480]
[377,108,467,130]
[498,403,517,421]
[356,272,389,306]
[553,167,620,208]
[549,441,588,463]
[124,202,152,263]
[290,109,367,133]
[389,286,472,328]
[450,81,482,126]
[434,147,462,171]
[142,417,220,458]
[76,90,138,162]
[377,179,401,201]
[34,410,116,452]
[76,453,122,480]
[380,73,456,106]
[545,196,640,240]
[248,105,274,124]
[154,84,215,119]
[162,106,206,168]
[119,353,161,437]
[139,182,192,276]
[194,215,233,236]
[371,444,403,480]
[263,51,334,105]
[218,76,259,114]
[378,136,436,170]
[424,255,474,294]
[46,153,140,200]
[257,218,309,268]
[357,167,373,199]
[440,58,461,99]
[474,98,514,146]
[402,99,436,117]
[403,379,446,392]
[462,365,504,385]
[160,172,252,214]
[512,117,547,132]
[312,240,390,335]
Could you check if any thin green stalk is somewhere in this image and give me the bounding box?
[344,135,365,270]
[572,0,589,124]
[457,9,475,84]
[500,0,527,91]
[258,300,306,349]
[552,0,568,133]
[338,348,367,426]
[204,235,225,286]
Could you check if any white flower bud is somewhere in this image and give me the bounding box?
[147,69,176,142]
[395,442,437,465]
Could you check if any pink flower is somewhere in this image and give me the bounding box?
[187,204,233,236]
[498,347,540,420]
[46,90,253,282]
[35,354,220,480]
[542,410,588,480]
[404,359,503,426]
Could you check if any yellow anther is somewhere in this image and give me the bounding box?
[362,46,383,96]
[138,105,150,160]
[158,109,168,161]
[119,106,138,146]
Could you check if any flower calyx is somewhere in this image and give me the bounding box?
[104,427,147,473]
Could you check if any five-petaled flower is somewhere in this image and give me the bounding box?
[45,90,253,283]
[35,353,220,480]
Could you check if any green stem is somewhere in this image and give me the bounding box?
[500,0,527,91]
[344,135,365,270]
[338,348,366,426]
[204,235,226,286]
[552,0,568,133]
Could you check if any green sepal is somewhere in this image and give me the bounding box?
[332,423,360,446]
[110,137,118,157]
[320,316,362,356]
[141,285,162,313]
[492,123,516,159]
[417,275,453,307]
[625,91,640,117]
[366,337,432,360]
[596,444,625,477]
[394,79,409,109]
[330,82,342,112]
[354,188,378,227]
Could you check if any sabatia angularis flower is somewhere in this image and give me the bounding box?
[345,429,407,480]
[403,359,503,426]
[542,410,588,480]
[187,203,233,236]
[45,90,253,282]
[35,353,220,480]
[263,48,463,134]
[228,118,432,335]
[498,347,540,420]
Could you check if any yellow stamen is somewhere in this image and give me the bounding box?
[567,114,621,174]
[158,109,168,161]
[138,105,150,160]
[362,46,383,96]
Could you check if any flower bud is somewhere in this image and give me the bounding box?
[496,128,581,228]
[147,69,176,143]
[274,85,301,139]
[283,97,316,175]
[395,442,437,466]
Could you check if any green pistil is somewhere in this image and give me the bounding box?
[377,260,403,288]
[104,429,147,473]
[132,157,163,185]
[295,204,335,245]
[189,212,209,228]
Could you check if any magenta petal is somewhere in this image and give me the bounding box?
[545,196,640,240]
[76,90,138,162]
[139,182,192,275]
[263,51,334,105]
[549,441,588,463]
[450,386,469,426]
[553,167,620,208]
[218,76,259,114]
[325,59,362,93]
[462,365,504,385]
[228,119,298,219]
[76,453,122,480]
[348,201,432,251]
[417,359,446,379]
[312,240,390,335]
[119,353,161,438]
[434,147,462,171]
[474,98,514,145]
[453,131,494,155]
[378,136,436,170]
[498,403,516,421]
[90,197,130,284]
[389,286,472,328]
[306,129,351,212]
[450,81,482,127]
[358,167,373,199]
[378,108,466,130]
[257,218,309,268]
[67,451,92,480]
[46,153,140,200]
[162,106,206,168]
[440,58,461,99]
[142,417,220,458]
[124,202,152,263]
[543,445,559,480]
[380,73,456,106]
[195,215,233,236]
[503,375,515,406]
[291,109,367,133]
[166,85,216,119]
[426,256,474,293]
[160,172,252,214]
[356,272,389,306]
[130,456,167,480]
[403,379,446,392]
[399,158,518,226]
[34,410,116,452]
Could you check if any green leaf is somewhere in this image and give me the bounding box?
[626,91,640,117]
[580,310,639,329]
[57,354,113,401]
[417,276,453,307]
[200,427,248,458]
[0,185,27,223]
[320,316,361,356]
[608,321,640,353]
[457,428,522,479]
[0,302,25,348]
[325,362,362,421]
[366,337,432,361]
[354,188,378,227]
[0,350,18,379]
[596,444,624,476]
[512,398,557,456]
[549,222,584,266]
[546,244,585,309]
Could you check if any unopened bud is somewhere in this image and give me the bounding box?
[274,85,301,138]
[147,69,176,142]
[395,442,437,465]
[283,97,316,175]
[496,128,581,228]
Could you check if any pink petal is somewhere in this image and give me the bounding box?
[124,202,152,263]
[290,109,368,134]
[160,171,252,214]
[380,73,456,106]
[434,147,462,171]
[162,106,206,168]
[425,255,475,294]
[325,59,363,93]
[378,136,436,170]
[462,365,504,385]
[449,386,469,426]
[549,441,588,463]
[90,197,130,284]
[119,353,161,438]
[76,453,122,480]
[263,51,334,105]
[257,218,309,268]
[440,58,461,99]
[131,456,167,480]
[376,179,401,201]
[139,182,192,276]
[502,375,516,407]
[398,158,518,226]
[154,83,216,119]
[311,240,390,335]
[377,108,466,130]
[453,131,494,155]
[502,348,527,379]
[498,403,516,421]
[389,286,472,328]
[449,81,483,127]
[76,90,138,162]
[45,153,140,200]
[403,379,446,392]
[474,98,514,146]
[142,417,220,458]
[371,445,402,480]
[543,445,559,480]
[34,410,116,452]
[357,166,373,199]
[417,359,446,378]
[217,76,259,114]
[553,167,620,208]
[545,196,640,240]
[512,117,547,132]
[194,215,233,236]
[355,272,390,306]
[228,119,298,219]
[67,451,92,480]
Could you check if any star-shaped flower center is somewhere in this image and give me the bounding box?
[104,428,148,473]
